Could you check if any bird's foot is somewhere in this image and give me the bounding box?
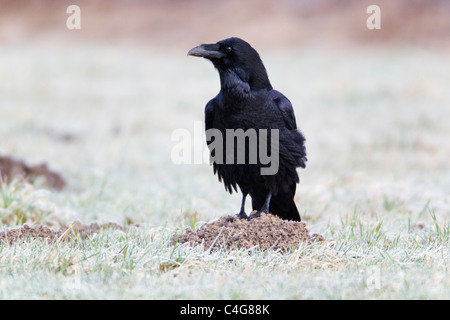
[248,209,268,220]
[226,211,248,222]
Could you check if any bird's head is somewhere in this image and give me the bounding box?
[188,37,272,91]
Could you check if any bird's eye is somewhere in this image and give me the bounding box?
[225,46,232,53]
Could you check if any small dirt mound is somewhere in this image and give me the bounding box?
[173,213,324,251]
[0,155,66,190]
[0,221,125,244]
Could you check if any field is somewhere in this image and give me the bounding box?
[0,39,448,299]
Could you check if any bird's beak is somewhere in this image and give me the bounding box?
[187,44,225,59]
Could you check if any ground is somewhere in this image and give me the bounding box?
[173,213,325,251]
[0,41,449,299]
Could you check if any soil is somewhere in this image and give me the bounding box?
[0,155,66,190]
[1,214,324,252]
[173,213,324,251]
[0,221,124,244]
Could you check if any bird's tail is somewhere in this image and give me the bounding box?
[251,184,301,221]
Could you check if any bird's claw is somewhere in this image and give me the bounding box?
[248,208,269,220]
[226,211,248,222]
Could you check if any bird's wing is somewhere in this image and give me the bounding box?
[271,90,307,169]
[271,90,297,130]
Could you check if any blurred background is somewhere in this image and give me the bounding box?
[1,0,449,49]
[0,0,449,227]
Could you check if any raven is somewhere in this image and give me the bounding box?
[188,37,306,221]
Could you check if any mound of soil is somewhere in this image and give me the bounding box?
[0,155,66,190]
[0,221,124,244]
[173,213,324,251]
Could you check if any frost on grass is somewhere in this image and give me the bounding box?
[173,213,325,251]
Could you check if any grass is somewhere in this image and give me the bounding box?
[0,41,449,299]
[0,207,447,299]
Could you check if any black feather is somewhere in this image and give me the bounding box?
[189,37,307,221]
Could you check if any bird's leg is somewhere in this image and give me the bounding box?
[249,192,272,220]
[227,193,248,221]
[237,192,248,219]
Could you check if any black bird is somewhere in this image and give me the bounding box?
[188,37,306,221]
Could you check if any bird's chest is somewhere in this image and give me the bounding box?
[214,98,269,131]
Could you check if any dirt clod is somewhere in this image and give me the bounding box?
[0,221,125,244]
[0,155,66,190]
[173,213,325,251]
